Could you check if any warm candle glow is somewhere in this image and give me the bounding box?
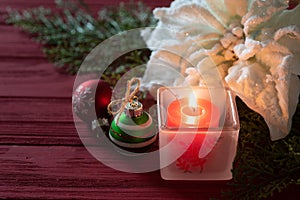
[180,93,205,125]
[188,93,197,108]
[167,94,219,128]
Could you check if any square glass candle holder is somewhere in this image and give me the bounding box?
[157,86,240,180]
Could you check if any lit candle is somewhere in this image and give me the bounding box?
[158,87,240,180]
[162,92,221,173]
[166,93,220,128]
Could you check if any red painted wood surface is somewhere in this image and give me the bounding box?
[0,1,298,200]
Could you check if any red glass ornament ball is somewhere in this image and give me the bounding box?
[72,79,112,121]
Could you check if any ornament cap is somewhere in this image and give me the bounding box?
[125,96,143,117]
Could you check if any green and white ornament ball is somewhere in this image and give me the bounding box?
[109,99,157,149]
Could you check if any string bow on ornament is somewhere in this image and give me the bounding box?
[107,77,141,124]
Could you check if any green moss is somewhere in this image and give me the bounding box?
[221,97,300,200]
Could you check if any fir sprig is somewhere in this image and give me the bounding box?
[102,49,150,87]
[4,0,156,74]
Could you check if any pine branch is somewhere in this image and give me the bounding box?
[4,0,156,74]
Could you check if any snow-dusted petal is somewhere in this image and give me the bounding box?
[225,54,298,140]
[224,0,248,17]
[196,56,226,87]
[154,4,225,34]
[203,0,231,26]
[259,5,300,75]
[242,0,289,35]
[225,61,267,103]
[142,51,183,92]
[261,4,300,31]
[278,36,300,75]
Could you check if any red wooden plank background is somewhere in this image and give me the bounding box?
[0,1,299,200]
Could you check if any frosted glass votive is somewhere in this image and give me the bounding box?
[157,86,240,180]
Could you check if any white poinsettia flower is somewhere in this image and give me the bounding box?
[142,0,300,140]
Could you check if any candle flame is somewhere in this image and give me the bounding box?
[184,93,200,125]
[188,93,198,108]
